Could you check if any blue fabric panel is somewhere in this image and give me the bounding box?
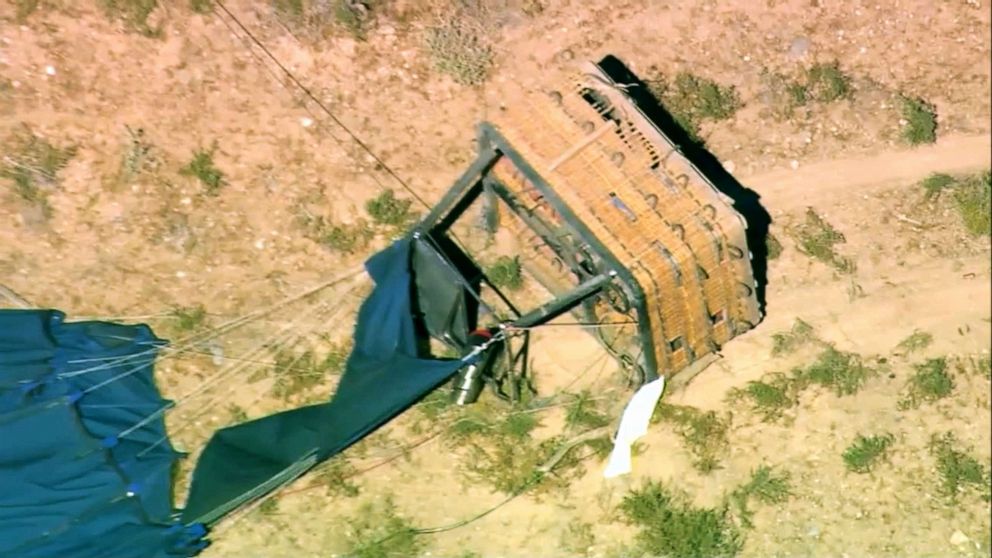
[0,310,178,522]
[181,238,466,523]
[0,399,134,555]
[0,309,204,556]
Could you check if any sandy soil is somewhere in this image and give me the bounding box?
[1,1,990,557]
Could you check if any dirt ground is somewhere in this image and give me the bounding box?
[1,1,990,557]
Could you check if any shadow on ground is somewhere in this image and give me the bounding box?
[597,55,773,317]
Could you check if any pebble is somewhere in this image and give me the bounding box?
[790,160,800,170]
[950,530,969,546]
[175,271,187,279]
[788,36,810,60]
[254,239,266,250]
[300,117,314,128]
[44,65,55,76]
[724,160,736,173]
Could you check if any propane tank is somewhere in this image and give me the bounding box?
[450,328,497,405]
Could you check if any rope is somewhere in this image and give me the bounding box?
[211,0,430,209]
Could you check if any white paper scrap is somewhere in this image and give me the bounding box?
[603,377,666,478]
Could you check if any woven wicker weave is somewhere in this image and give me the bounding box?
[487,63,761,379]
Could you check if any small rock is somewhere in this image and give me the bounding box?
[807,525,821,538]
[300,117,314,128]
[950,530,969,546]
[724,160,736,173]
[254,239,266,250]
[790,160,800,170]
[788,36,810,60]
[175,271,187,279]
[44,65,55,76]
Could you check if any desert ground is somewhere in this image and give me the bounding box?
[1,1,990,557]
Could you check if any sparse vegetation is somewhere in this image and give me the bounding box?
[345,497,422,558]
[647,72,741,142]
[765,232,784,260]
[789,208,855,274]
[564,390,611,431]
[271,344,349,400]
[652,404,729,472]
[899,357,954,409]
[954,170,991,236]
[101,0,160,36]
[895,330,933,354]
[365,189,417,230]
[316,456,361,498]
[487,256,524,290]
[842,433,895,473]
[620,480,742,558]
[771,318,817,356]
[180,146,225,196]
[929,433,990,502]
[733,345,879,423]
[114,126,155,187]
[729,465,792,528]
[190,0,212,14]
[793,346,875,396]
[227,403,248,423]
[729,374,796,422]
[170,304,207,332]
[900,96,938,145]
[559,520,595,557]
[1,129,76,219]
[805,62,852,103]
[921,173,955,201]
[956,353,992,381]
[15,0,40,22]
[424,4,495,86]
[257,497,279,516]
[272,0,375,39]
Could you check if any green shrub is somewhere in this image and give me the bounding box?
[729,465,792,528]
[307,218,374,254]
[805,62,852,102]
[954,170,991,236]
[899,358,954,409]
[771,318,817,356]
[921,173,956,201]
[929,433,990,502]
[842,433,894,473]
[272,0,374,39]
[789,208,855,273]
[794,346,875,396]
[180,146,225,195]
[365,189,417,229]
[620,480,742,558]
[895,330,933,354]
[647,72,741,142]
[729,374,796,421]
[487,256,524,290]
[653,404,729,472]
[101,0,160,36]
[900,96,937,145]
[1,130,76,218]
[170,304,207,332]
